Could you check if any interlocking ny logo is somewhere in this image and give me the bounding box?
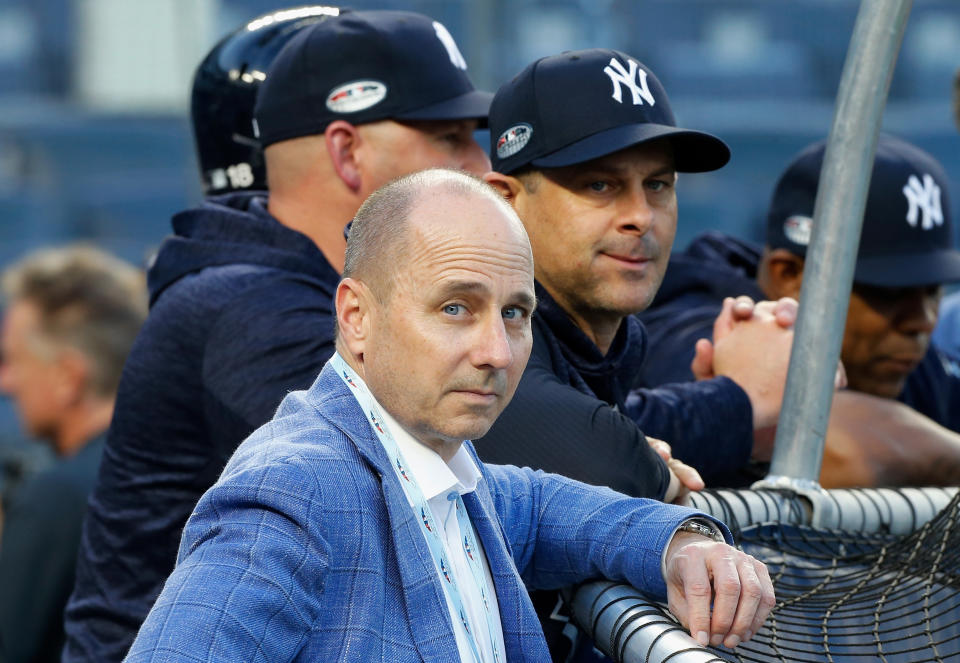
[603,57,655,106]
[903,173,943,230]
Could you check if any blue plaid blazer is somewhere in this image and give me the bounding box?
[124,361,715,662]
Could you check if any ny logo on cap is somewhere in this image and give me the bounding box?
[433,21,467,70]
[903,173,943,231]
[603,57,655,106]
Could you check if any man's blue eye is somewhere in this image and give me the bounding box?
[502,307,521,319]
[443,304,464,315]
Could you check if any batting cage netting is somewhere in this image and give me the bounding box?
[571,487,960,662]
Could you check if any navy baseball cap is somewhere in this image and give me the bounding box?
[489,49,730,175]
[254,10,492,148]
[767,134,960,287]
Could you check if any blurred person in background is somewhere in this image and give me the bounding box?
[0,245,146,663]
[64,9,493,662]
[637,134,960,488]
[931,66,960,361]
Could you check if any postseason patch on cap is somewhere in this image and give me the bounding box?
[496,123,533,159]
[326,80,388,114]
[784,215,812,246]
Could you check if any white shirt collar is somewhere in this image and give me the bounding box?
[350,368,482,501]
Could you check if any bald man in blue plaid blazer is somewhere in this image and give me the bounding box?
[124,363,713,662]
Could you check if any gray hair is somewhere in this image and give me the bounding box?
[2,245,148,397]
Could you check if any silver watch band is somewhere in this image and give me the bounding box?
[677,518,725,543]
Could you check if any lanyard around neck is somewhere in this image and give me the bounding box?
[332,354,501,663]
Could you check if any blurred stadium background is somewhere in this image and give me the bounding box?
[0,0,958,469]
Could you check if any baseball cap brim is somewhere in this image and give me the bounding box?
[530,123,730,173]
[394,89,494,127]
[854,249,960,287]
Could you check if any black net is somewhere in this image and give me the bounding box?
[709,490,960,662]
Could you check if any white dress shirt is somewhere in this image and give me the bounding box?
[375,403,507,662]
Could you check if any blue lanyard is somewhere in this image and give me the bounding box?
[333,354,501,663]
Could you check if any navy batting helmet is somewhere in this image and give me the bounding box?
[190,6,342,194]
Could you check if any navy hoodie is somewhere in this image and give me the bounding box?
[638,230,960,432]
[63,192,341,663]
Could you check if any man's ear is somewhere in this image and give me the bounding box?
[336,277,372,359]
[484,171,525,207]
[325,120,363,192]
[54,348,90,407]
[761,248,805,300]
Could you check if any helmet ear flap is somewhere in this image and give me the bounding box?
[190,6,342,195]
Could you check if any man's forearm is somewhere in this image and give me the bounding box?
[822,390,960,487]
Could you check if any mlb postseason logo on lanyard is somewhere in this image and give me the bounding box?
[332,353,501,663]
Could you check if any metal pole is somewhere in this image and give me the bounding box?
[762,0,913,490]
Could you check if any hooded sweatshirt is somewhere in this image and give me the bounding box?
[63,192,341,663]
[638,230,960,432]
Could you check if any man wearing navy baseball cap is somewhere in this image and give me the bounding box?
[477,49,797,659]
[63,9,492,662]
[760,135,960,407]
[638,134,960,487]
[480,49,794,493]
[256,9,492,272]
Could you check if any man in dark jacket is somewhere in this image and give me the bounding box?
[638,134,960,487]
[476,50,797,660]
[0,246,146,663]
[479,50,795,494]
[63,10,492,662]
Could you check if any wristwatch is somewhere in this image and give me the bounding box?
[676,518,725,543]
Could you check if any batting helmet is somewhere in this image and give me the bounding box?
[191,6,342,194]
